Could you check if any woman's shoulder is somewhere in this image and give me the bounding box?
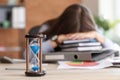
[39,23,50,33]
[39,18,57,32]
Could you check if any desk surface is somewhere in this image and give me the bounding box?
[0,63,120,80]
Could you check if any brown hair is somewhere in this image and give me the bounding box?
[43,4,96,38]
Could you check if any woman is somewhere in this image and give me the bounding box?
[29,4,119,54]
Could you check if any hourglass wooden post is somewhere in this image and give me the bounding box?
[25,33,46,76]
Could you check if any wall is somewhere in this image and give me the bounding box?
[0,0,7,5]
[82,0,99,16]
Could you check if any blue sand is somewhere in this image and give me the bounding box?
[30,45,40,54]
[32,65,39,71]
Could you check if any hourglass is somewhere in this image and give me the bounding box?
[25,33,46,76]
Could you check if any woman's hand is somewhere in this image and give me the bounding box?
[51,34,68,48]
[57,34,68,44]
[66,31,105,44]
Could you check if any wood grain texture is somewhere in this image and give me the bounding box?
[0,63,120,80]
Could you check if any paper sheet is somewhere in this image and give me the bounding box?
[57,59,113,70]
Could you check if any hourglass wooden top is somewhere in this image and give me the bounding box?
[25,33,46,38]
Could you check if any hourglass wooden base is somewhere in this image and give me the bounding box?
[25,70,46,76]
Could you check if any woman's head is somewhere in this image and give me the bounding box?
[45,4,96,38]
[55,4,82,34]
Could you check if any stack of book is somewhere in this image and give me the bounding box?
[60,38,103,52]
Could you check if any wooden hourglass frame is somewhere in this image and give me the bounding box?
[25,33,46,76]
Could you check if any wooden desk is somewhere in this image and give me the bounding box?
[0,63,120,80]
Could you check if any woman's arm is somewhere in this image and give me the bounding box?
[65,31,120,50]
[66,31,105,43]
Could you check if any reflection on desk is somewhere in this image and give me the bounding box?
[0,63,120,80]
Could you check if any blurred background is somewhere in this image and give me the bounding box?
[0,0,120,59]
